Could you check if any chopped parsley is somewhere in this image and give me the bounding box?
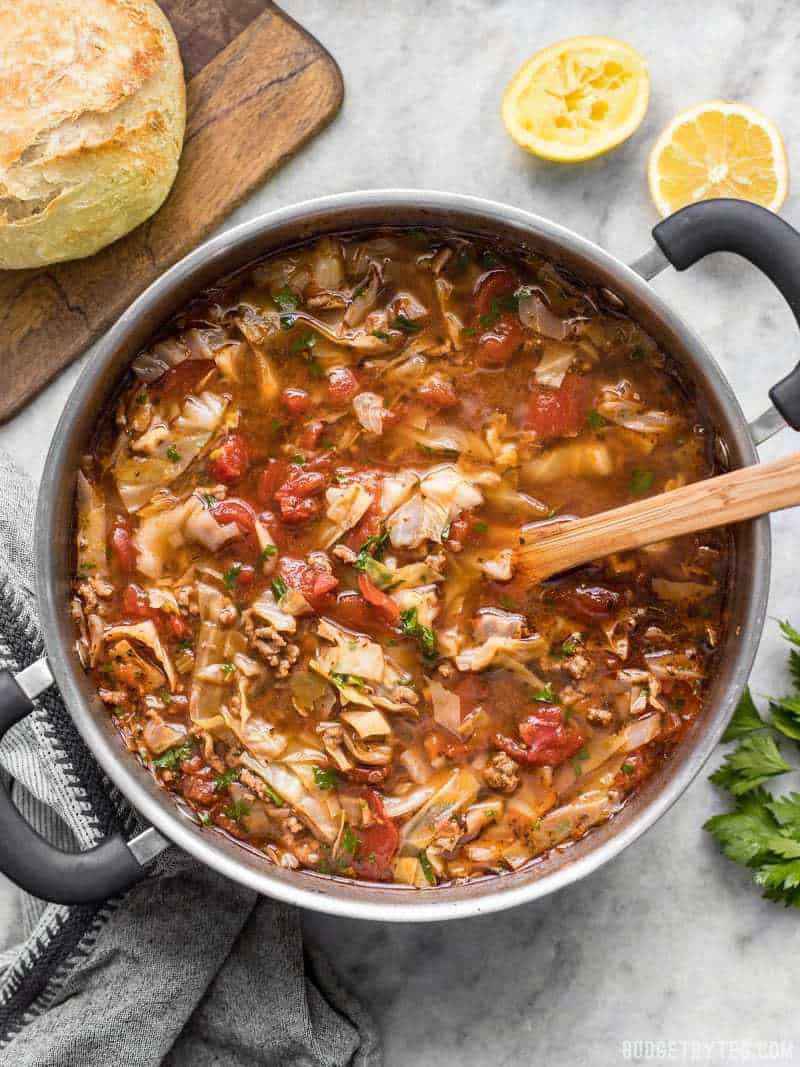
[158,688,173,705]
[307,357,325,379]
[341,827,359,854]
[262,782,284,806]
[561,640,577,655]
[629,345,645,360]
[176,637,194,651]
[152,742,192,770]
[166,445,181,463]
[223,563,242,590]
[330,672,367,691]
[220,662,236,677]
[78,561,95,573]
[275,284,300,328]
[111,705,125,717]
[271,576,288,600]
[499,595,517,611]
[630,469,654,496]
[473,521,488,535]
[621,763,635,777]
[223,799,250,824]
[313,766,339,790]
[135,392,148,405]
[354,528,389,571]
[289,330,316,354]
[570,745,591,777]
[197,811,213,827]
[289,453,306,466]
[533,684,556,703]
[201,492,217,507]
[418,851,437,885]
[213,768,240,792]
[371,329,391,341]
[399,607,437,659]
[260,544,278,562]
[394,314,421,334]
[588,409,606,430]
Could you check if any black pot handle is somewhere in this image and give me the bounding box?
[0,661,158,904]
[653,198,800,431]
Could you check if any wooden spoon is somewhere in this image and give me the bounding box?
[516,451,800,584]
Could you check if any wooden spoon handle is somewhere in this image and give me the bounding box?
[517,451,800,584]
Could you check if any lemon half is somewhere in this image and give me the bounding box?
[648,100,788,216]
[502,36,650,162]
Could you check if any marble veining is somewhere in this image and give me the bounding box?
[3,2,800,1062]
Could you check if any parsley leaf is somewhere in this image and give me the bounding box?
[223,799,250,824]
[399,607,437,659]
[313,766,339,790]
[767,793,800,837]
[341,827,359,854]
[533,684,556,703]
[704,789,781,867]
[394,314,421,334]
[275,285,299,328]
[289,331,316,354]
[353,529,389,572]
[770,695,800,741]
[721,686,766,742]
[152,741,192,770]
[710,733,793,796]
[418,850,437,885]
[223,563,242,590]
[213,768,240,792]
[630,469,654,496]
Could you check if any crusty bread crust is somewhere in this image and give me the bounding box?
[0,0,186,269]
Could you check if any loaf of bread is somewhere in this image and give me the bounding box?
[0,0,185,269]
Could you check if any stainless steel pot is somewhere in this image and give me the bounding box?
[2,191,799,922]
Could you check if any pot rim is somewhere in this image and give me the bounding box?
[35,189,770,921]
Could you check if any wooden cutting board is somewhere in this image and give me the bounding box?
[0,1,343,423]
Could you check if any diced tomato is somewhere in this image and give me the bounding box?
[109,517,137,573]
[474,269,518,317]
[276,557,338,611]
[274,468,327,525]
[495,705,584,767]
[350,790,399,882]
[257,459,290,505]
[210,498,256,535]
[122,583,187,639]
[168,614,188,639]
[523,374,593,438]
[280,387,311,417]
[418,375,457,409]
[327,366,360,404]
[550,583,621,622]
[357,573,400,624]
[207,433,250,484]
[158,359,214,396]
[476,317,524,366]
[346,766,389,785]
[122,583,150,618]
[333,592,374,631]
[235,563,256,590]
[301,420,325,450]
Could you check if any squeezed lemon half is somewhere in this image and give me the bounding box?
[502,36,650,162]
[648,100,788,216]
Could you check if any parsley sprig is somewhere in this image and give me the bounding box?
[705,620,800,906]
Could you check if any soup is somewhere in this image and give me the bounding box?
[72,230,730,887]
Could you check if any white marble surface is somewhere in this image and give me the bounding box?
[3,0,800,1061]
